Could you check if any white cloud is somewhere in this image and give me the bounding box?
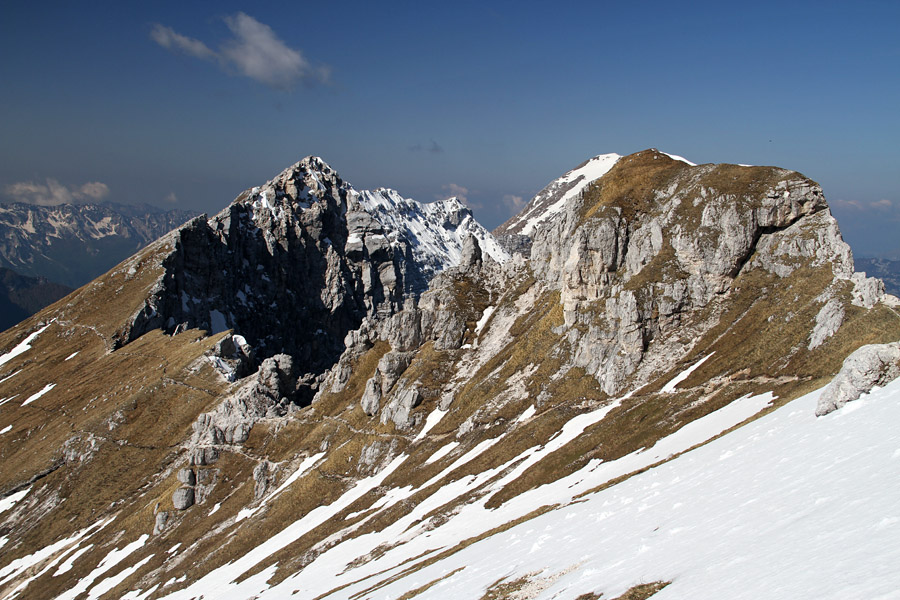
[78,182,110,200]
[4,179,110,206]
[150,13,329,90]
[441,183,469,204]
[150,24,216,61]
[502,194,525,211]
[164,192,178,204]
[833,197,898,212]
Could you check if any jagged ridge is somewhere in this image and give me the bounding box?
[0,150,898,600]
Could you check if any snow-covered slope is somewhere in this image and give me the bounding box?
[72,377,900,599]
[362,378,900,600]
[354,188,509,280]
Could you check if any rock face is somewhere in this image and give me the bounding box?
[815,343,900,415]
[116,157,507,406]
[192,354,301,447]
[172,487,195,510]
[524,153,880,395]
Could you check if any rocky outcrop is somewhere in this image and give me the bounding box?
[526,151,878,395]
[115,157,506,408]
[815,343,900,416]
[191,354,301,446]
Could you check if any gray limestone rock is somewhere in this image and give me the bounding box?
[177,468,196,486]
[809,298,845,350]
[253,461,271,500]
[172,487,195,510]
[360,376,381,416]
[153,511,169,535]
[190,353,303,448]
[850,272,885,308]
[381,386,422,429]
[377,351,413,394]
[460,235,483,269]
[816,343,900,416]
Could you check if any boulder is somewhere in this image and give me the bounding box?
[172,487,195,510]
[816,343,900,416]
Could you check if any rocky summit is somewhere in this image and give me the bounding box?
[1,150,899,600]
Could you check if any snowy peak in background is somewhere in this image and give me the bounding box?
[238,155,508,280]
[110,155,510,402]
[354,188,509,282]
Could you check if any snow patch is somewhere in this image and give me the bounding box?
[54,544,94,576]
[474,305,495,337]
[661,353,714,393]
[0,369,21,385]
[0,487,29,515]
[414,408,448,441]
[517,405,536,423]
[659,151,697,166]
[21,383,56,406]
[425,442,460,465]
[0,322,51,369]
[518,154,621,237]
[237,452,325,522]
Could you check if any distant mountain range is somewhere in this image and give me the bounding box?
[0,267,72,331]
[855,257,900,296]
[0,202,197,288]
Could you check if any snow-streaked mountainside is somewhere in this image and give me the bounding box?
[496,153,622,238]
[1,150,899,600]
[495,151,695,240]
[0,203,198,288]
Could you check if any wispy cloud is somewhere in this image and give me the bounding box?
[149,24,216,61]
[163,192,178,204]
[502,194,525,211]
[409,140,444,154]
[833,197,898,213]
[150,13,330,90]
[4,179,110,206]
[439,183,484,211]
[441,183,469,204]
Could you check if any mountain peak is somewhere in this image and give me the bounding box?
[1,150,899,600]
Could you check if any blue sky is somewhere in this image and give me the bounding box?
[1,0,898,255]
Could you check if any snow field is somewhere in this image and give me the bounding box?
[371,382,900,599]
[519,154,621,237]
[660,352,714,393]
